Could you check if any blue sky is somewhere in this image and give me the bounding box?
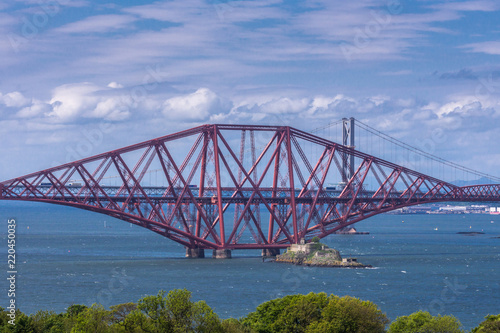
[1,0,500,180]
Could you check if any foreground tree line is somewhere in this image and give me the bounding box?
[1,289,499,333]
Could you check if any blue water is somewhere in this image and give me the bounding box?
[1,201,499,330]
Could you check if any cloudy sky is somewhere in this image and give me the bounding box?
[1,0,500,180]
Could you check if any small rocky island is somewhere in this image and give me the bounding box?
[457,231,485,236]
[275,237,371,268]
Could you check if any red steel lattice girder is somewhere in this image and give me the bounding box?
[1,124,500,250]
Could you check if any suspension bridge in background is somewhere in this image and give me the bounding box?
[1,120,500,258]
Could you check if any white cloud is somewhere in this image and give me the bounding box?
[438,98,499,118]
[462,41,500,55]
[8,84,500,138]
[259,97,311,114]
[14,0,89,6]
[48,83,101,121]
[162,88,231,121]
[47,82,132,122]
[17,99,51,118]
[54,14,137,34]
[38,0,483,82]
[429,0,500,12]
[0,91,31,108]
[2,83,500,177]
[122,0,284,25]
[211,0,285,23]
[306,94,356,117]
[2,1,500,179]
[381,70,413,76]
[307,95,339,113]
[92,98,130,121]
[123,0,206,23]
[370,95,391,107]
[108,82,124,89]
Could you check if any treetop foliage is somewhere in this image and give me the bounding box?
[0,292,495,333]
[388,311,464,333]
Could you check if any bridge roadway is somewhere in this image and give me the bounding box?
[7,185,424,204]
[7,184,500,201]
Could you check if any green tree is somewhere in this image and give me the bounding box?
[242,294,305,332]
[61,304,88,332]
[242,292,388,333]
[109,302,149,332]
[66,304,88,318]
[306,295,388,333]
[311,236,320,243]
[119,309,153,333]
[71,303,112,333]
[273,292,329,332]
[192,300,225,333]
[110,302,137,324]
[222,318,255,333]
[30,310,65,333]
[137,290,175,332]
[0,307,11,329]
[2,310,33,333]
[137,289,224,333]
[388,311,464,333]
[471,314,500,333]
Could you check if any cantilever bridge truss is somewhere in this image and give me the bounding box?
[1,124,500,251]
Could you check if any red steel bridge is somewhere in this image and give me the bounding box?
[1,124,500,258]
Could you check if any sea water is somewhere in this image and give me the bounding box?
[0,201,499,330]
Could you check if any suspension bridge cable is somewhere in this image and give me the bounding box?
[310,119,344,134]
[74,119,500,185]
[354,119,500,183]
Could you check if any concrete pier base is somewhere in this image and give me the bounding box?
[185,248,205,258]
[261,248,280,257]
[212,249,232,259]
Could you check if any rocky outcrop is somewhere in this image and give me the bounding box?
[275,243,371,268]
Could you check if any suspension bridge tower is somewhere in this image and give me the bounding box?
[342,117,355,184]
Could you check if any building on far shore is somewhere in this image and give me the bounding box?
[390,204,491,215]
